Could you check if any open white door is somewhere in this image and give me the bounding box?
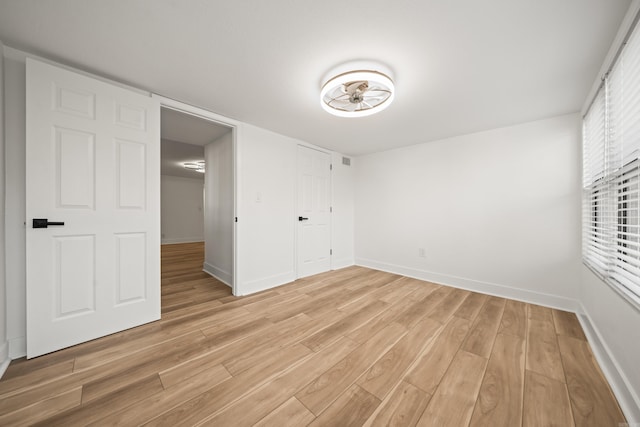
[26,58,160,358]
[297,145,331,278]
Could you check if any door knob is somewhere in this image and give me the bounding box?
[32,218,65,229]
[298,216,309,221]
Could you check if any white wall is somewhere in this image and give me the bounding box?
[235,124,355,295]
[161,175,204,244]
[235,124,297,295]
[355,113,582,310]
[580,267,640,421]
[4,49,26,358]
[203,132,234,286]
[0,40,9,374]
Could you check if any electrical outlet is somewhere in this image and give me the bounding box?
[418,248,426,258]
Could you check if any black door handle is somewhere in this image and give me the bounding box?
[32,218,65,229]
[298,216,309,221]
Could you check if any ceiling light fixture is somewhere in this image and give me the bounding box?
[184,161,205,173]
[320,69,394,118]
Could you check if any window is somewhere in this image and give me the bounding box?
[582,16,640,304]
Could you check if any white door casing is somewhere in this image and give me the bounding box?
[26,58,160,358]
[297,145,331,278]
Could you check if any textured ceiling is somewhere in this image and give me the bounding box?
[0,0,631,155]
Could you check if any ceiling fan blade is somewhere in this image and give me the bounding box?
[365,88,391,96]
[329,93,350,102]
[328,99,355,111]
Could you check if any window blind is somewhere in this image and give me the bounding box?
[582,15,640,302]
[583,88,609,270]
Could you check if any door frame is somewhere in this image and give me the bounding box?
[294,143,334,279]
[153,95,239,296]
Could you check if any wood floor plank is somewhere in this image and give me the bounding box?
[454,292,487,321]
[344,270,403,293]
[404,316,471,395]
[0,386,82,427]
[0,358,75,400]
[526,318,565,382]
[142,344,314,426]
[523,370,575,427]
[302,299,389,352]
[558,335,626,426]
[0,369,99,417]
[159,350,234,389]
[36,374,164,426]
[346,297,419,344]
[296,322,406,416]
[200,315,274,345]
[358,317,442,400]
[553,309,587,341]
[528,304,553,322]
[375,278,421,304]
[242,290,308,314]
[80,330,208,403]
[394,286,450,329]
[72,306,248,371]
[426,288,470,323]
[1,353,75,382]
[305,286,383,320]
[92,364,231,426]
[367,380,431,427]
[199,336,360,426]
[417,350,488,427]
[308,384,380,427]
[498,299,527,338]
[222,314,317,376]
[469,333,525,427]
[265,284,362,323]
[253,397,315,427]
[404,279,441,301]
[461,296,506,358]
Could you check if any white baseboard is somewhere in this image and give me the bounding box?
[203,262,232,288]
[355,258,581,312]
[577,307,640,423]
[8,336,26,359]
[238,271,296,296]
[161,238,204,245]
[0,341,10,379]
[332,258,355,270]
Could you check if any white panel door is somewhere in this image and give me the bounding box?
[26,58,160,358]
[297,145,331,278]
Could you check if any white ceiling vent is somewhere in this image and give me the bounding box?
[342,156,351,166]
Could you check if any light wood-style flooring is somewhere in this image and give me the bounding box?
[0,242,626,426]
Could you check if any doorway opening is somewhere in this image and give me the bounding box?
[159,105,236,313]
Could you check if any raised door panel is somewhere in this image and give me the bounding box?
[54,235,96,319]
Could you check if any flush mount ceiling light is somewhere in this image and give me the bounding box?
[184,161,205,173]
[320,69,394,118]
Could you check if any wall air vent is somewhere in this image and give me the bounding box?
[342,157,351,166]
